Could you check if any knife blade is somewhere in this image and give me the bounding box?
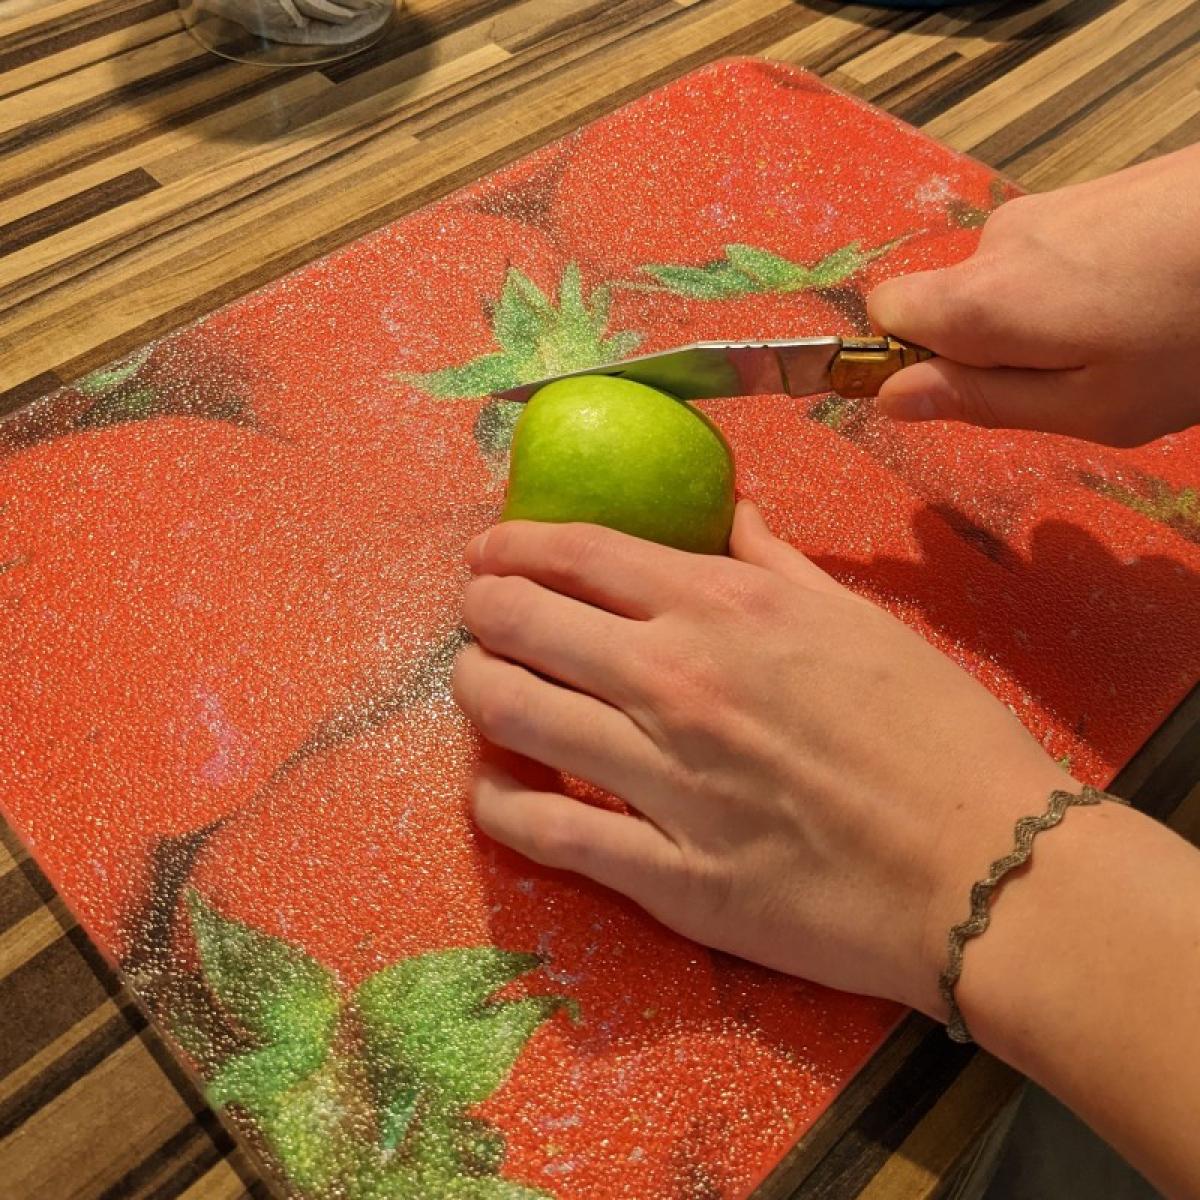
[491,336,932,404]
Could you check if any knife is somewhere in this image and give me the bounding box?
[492,336,933,404]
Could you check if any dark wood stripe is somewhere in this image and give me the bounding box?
[982,5,1200,168]
[12,843,60,908]
[0,168,160,257]
[0,867,44,934]
[861,47,968,115]
[792,3,930,80]
[416,0,803,141]
[1112,685,1200,822]
[97,1120,221,1200]
[0,1005,142,1140]
[893,0,1124,129]
[0,369,64,418]
[0,56,219,161]
[754,1019,928,1199]
[407,0,692,135]
[789,1024,977,1198]
[0,940,114,1079]
[0,66,308,208]
[0,1,175,75]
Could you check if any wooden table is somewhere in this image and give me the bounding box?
[1,1,1197,1196]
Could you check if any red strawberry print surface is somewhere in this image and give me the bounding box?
[0,58,1196,1200]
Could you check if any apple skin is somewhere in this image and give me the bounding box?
[502,376,736,554]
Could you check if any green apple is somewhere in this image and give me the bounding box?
[501,375,735,554]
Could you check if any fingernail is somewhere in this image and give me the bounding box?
[465,531,489,571]
[911,394,938,420]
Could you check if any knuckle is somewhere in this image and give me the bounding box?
[947,368,1003,428]
[697,561,768,616]
[526,805,587,868]
[546,523,606,585]
[655,663,726,741]
[468,575,531,645]
[474,677,530,746]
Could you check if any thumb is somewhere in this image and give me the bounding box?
[877,358,1092,437]
[868,260,999,366]
[729,501,842,593]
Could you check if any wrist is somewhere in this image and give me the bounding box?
[908,758,1069,1020]
[952,797,1156,1065]
[944,798,1200,1199]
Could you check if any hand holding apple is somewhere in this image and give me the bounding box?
[452,506,1068,1016]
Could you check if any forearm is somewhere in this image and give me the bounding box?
[958,801,1200,1199]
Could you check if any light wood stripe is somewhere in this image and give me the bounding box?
[0,11,179,101]
[1014,49,1200,186]
[0,999,124,1110]
[856,1055,1021,1200]
[926,0,1184,148]
[0,54,279,204]
[0,70,334,226]
[177,1158,254,1200]
[837,5,1000,84]
[0,0,123,40]
[0,902,71,978]
[0,20,205,135]
[149,38,510,183]
[0,840,18,877]
[0,1035,196,1199]
[762,6,897,71]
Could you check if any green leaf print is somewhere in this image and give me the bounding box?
[722,244,802,289]
[76,386,159,429]
[186,890,340,1113]
[183,898,562,1198]
[403,265,642,402]
[253,1049,381,1198]
[1080,472,1200,544]
[355,947,576,1131]
[642,260,761,299]
[493,269,551,353]
[75,348,154,397]
[642,237,905,300]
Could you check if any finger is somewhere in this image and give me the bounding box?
[466,521,701,618]
[869,258,1084,373]
[452,644,665,805]
[876,358,1106,440]
[463,573,643,707]
[728,501,843,594]
[472,761,680,907]
[867,260,999,364]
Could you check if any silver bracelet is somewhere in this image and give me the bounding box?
[939,784,1128,1044]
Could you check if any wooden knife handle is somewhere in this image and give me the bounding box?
[830,336,933,399]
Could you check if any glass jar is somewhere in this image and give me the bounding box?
[179,0,394,67]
